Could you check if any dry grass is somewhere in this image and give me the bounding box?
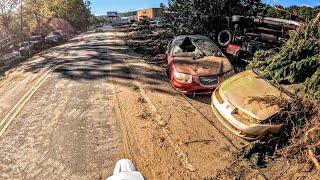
[282,102,320,170]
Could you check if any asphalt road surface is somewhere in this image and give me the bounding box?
[1,28,312,180]
[0,31,126,179]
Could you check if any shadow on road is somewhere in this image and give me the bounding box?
[15,33,175,96]
[15,32,211,103]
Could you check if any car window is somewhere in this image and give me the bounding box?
[173,39,191,55]
[173,37,223,57]
[193,39,223,56]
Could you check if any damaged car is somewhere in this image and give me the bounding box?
[211,70,291,140]
[45,31,65,44]
[18,41,35,57]
[166,35,235,94]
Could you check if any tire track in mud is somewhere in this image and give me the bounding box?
[107,33,145,171]
[137,84,197,172]
[108,64,139,170]
[180,96,241,150]
[105,32,198,177]
[108,55,181,179]
[116,55,198,175]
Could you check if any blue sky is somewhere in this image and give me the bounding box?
[90,0,319,15]
[91,0,166,15]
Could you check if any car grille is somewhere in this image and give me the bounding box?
[199,76,219,86]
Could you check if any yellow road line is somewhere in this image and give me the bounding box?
[0,66,58,138]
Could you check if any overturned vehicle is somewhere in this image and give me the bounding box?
[211,70,291,140]
[166,35,235,94]
[214,15,301,61]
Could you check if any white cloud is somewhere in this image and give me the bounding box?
[300,4,312,7]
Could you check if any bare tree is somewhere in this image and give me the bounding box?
[0,0,18,31]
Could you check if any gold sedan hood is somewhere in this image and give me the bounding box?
[219,70,290,121]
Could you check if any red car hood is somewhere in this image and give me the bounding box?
[173,56,232,76]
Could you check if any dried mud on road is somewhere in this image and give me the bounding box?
[0,35,124,179]
[110,29,319,180]
[0,29,318,180]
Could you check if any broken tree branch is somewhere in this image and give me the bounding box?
[307,148,320,171]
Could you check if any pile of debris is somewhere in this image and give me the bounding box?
[130,30,155,40]
[282,102,320,171]
[125,30,174,65]
[241,97,318,168]
[244,12,320,170]
[250,12,320,96]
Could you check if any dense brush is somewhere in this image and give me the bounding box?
[250,12,320,96]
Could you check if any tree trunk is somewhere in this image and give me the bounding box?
[312,11,320,26]
[35,13,40,33]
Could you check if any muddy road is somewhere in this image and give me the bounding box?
[1,28,310,179]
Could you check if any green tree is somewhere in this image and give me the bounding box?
[250,12,320,95]
[10,0,92,34]
[168,0,262,38]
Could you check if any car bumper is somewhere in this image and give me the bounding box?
[171,78,219,95]
[211,86,283,140]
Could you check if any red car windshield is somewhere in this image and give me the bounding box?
[173,37,223,57]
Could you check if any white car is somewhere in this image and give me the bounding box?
[211,70,290,140]
[150,20,164,28]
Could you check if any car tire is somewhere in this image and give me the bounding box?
[218,29,232,47]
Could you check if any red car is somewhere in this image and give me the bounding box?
[166,35,235,94]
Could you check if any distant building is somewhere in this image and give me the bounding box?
[107,12,118,17]
[95,15,120,25]
[137,8,163,20]
[118,11,137,18]
[119,11,138,21]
